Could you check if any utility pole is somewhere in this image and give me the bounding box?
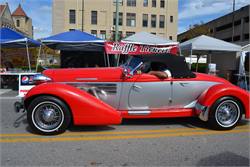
[115,0,119,42]
[81,0,84,31]
[232,0,235,42]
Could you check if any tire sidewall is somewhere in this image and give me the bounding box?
[27,96,71,135]
[209,96,243,130]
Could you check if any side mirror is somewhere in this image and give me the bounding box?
[122,68,132,79]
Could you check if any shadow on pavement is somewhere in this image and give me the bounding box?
[13,114,249,134]
[13,113,27,128]
[68,125,115,132]
[197,152,250,166]
[122,117,210,129]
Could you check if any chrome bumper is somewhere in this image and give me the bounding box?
[14,98,25,113]
[195,103,209,122]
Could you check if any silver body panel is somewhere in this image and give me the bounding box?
[171,81,218,108]
[66,82,122,109]
[65,80,219,111]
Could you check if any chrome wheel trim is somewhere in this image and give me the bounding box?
[215,100,240,128]
[31,101,64,133]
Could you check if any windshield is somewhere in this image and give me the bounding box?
[122,56,143,71]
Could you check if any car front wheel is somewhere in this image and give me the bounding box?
[27,96,71,135]
[208,97,242,130]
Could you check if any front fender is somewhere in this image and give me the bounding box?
[197,84,250,119]
[25,83,122,125]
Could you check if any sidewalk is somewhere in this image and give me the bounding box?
[0,89,18,98]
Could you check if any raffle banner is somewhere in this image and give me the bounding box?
[105,42,178,55]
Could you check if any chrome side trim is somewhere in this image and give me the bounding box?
[195,103,209,122]
[76,78,98,81]
[184,100,197,108]
[128,110,151,115]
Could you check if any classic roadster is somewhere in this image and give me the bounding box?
[19,54,249,135]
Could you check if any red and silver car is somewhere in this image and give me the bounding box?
[18,54,249,135]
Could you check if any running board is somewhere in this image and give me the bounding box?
[128,110,151,115]
[120,109,196,119]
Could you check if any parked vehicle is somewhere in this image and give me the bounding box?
[16,54,249,135]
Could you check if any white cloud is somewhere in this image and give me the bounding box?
[39,5,51,12]
[179,0,250,20]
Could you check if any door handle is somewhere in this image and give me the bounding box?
[179,83,189,87]
[132,85,142,89]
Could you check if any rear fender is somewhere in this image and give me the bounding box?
[197,84,250,119]
[24,83,122,125]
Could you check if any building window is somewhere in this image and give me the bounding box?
[127,0,136,6]
[91,30,97,36]
[151,32,156,35]
[160,0,165,8]
[244,33,249,40]
[91,11,97,25]
[233,35,240,41]
[100,30,106,39]
[16,20,20,27]
[69,29,75,31]
[143,0,148,7]
[69,10,76,24]
[126,31,135,37]
[244,17,249,23]
[170,16,173,23]
[169,36,173,40]
[113,12,123,26]
[159,15,165,28]
[152,0,156,7]
[142,14,148,27]
[126,13,136,27]
[216,23,231,32]
[151,15,156,28]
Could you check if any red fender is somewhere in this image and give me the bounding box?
[24,83,122,125]
[197,84,250,119]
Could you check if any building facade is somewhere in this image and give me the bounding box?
[0,3,15,30]
[178,5,249,46]
[0,3,33,38]
[12,4,33,38]
[52,0,178,41]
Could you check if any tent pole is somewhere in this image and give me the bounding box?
[117,54,120,67]
[189,49,192,69]
[25,38,32,72]
[103,52,107,67]
[36,45,42,72]
[179,44,182,56]
[107,54,110,67]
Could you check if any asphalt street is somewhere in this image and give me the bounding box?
[0,91,250,166]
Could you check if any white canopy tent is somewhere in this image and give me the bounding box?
[180,35,242,68]
[121,32,178,45]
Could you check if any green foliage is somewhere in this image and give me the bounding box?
[191,63,207,73]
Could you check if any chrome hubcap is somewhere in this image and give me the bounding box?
[216,100,240,127]
[32,102,64,132]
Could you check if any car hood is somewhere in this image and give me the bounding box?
[43,67,124,82]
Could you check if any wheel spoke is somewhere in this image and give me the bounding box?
[33,102,63,131]
[216,100,240,127]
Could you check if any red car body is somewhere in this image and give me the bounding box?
[21,55,249,134]
[25,68,249,122]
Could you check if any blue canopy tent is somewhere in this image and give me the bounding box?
[41,30,105,51]
[41,30,107,67]
[0,28,41,71]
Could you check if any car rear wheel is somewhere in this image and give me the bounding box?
[27,96,71,135]
[208,97,242,130]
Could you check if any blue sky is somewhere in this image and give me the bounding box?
[1,0,249,39]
